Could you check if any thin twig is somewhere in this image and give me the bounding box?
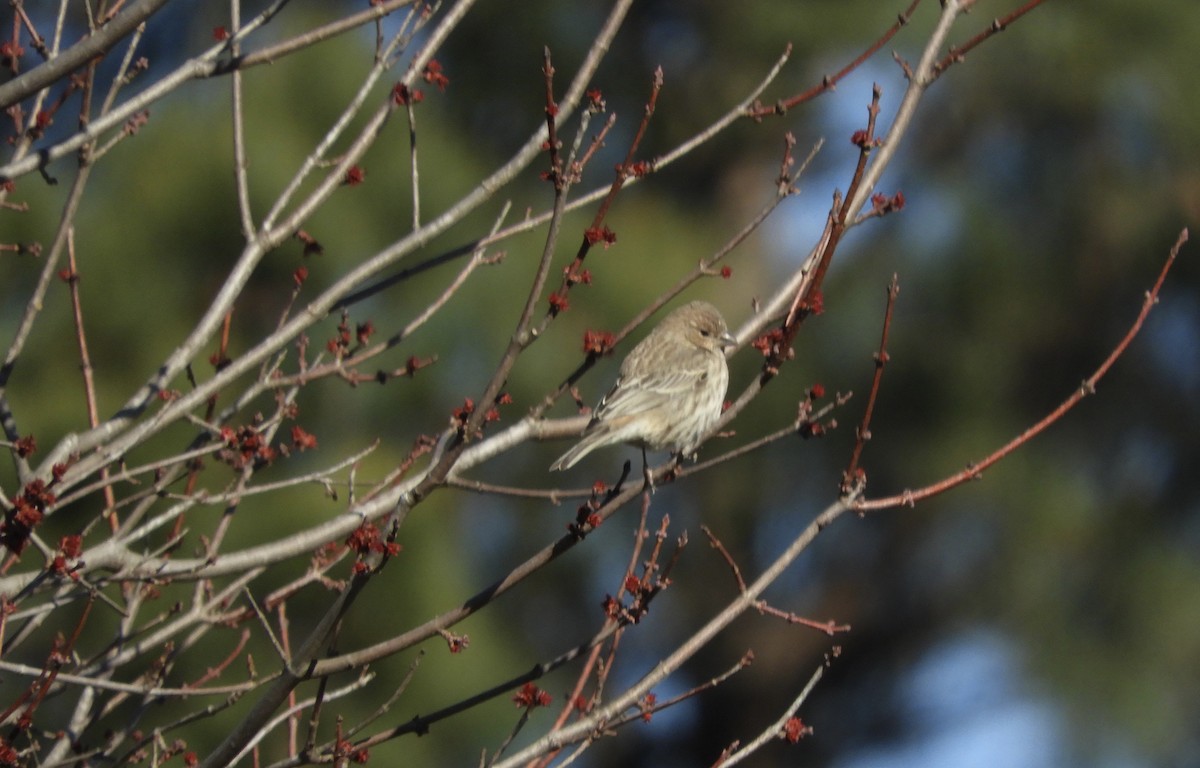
[746,0,922,118]
[718,662,825,766]
[842,274,899,494]
[230,0,255,237]
[64,229,117,525]
[930,0,1052,80]
[856,228,1188,511]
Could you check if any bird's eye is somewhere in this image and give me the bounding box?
[699,329,711,337]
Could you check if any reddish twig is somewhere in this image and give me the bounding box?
[12,1,49,62]
[842,274,900,495]
[183,629,251,689]
[775,131,798,192]
[701,524,747,592]
[572,111,616,181]
[174,307,236,540]
[608,650,754,730]
[746,0,922,118]
[1,595,93,731]
[931,0,1052,80]
[64,230,118,528]
[762,85,886,381]
[541,47,563,191]
[753,603,851,636]
[550,66,665,312]
[856,228,1188,512]
[803,86,884,311]
[683,393,844,477]
[703,525,849,635]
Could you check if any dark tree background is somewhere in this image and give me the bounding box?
[0,1,1196,766]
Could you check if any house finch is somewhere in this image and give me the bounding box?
[550,301,736,471]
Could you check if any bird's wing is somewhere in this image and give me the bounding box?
[592,368,699,423]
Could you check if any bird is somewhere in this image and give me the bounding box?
[550,300,736,472]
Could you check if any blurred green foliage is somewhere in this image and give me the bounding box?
[1,0,1197,765]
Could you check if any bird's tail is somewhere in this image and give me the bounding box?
[549,436,600,471]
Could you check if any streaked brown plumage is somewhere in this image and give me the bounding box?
[550,301,735,471]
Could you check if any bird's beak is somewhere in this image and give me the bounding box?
[719,331,737,349]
